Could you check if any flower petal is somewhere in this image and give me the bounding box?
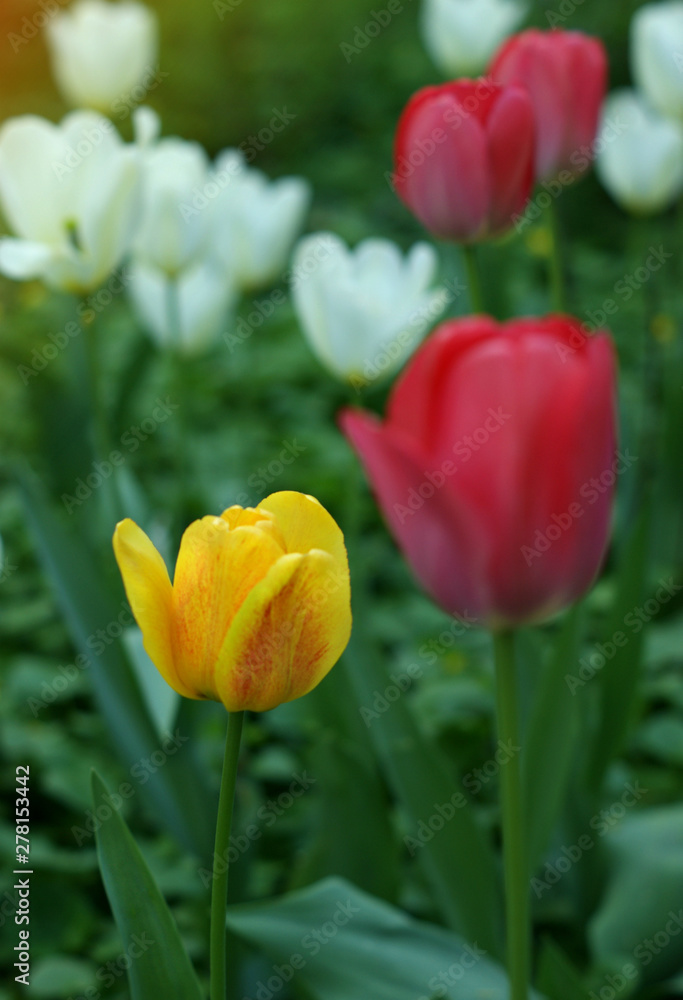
[257,491,348,566]
[112,519,194,698]
[214,549,352,712]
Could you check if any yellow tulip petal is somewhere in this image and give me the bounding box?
[173,516,284,698]
[220,505,286,549]
[257,491,347,564]
[112,519,194,699]
[214,548,352,712]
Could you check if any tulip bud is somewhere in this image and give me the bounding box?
[489,28,607,181]
[596,89,683,215]
[129,259,238,354]
[631,1,683,121]
[392,80,535,243]
[134,138,213,278]
[45,0,158,114]
[291,233,446,386]
[113,493,352,712]
[210,150,311,292]
[421,0,528,78]
[341,316,617,628]
[0,112,140,294]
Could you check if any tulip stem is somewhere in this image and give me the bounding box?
[462,244,486,314]
[210,710,245,1000]
[546,200,567,313]
[493,630,530,1000]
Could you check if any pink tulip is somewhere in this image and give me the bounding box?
[392,79,535,242]
[489,29,608,181]
[341,316,617,628]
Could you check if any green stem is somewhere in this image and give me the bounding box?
[493,630,529,1000]
[546,200,567,313]
[80,306,120,528]
[462,244,486,314]
[210,710,245,1000]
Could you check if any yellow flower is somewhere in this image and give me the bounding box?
[113,491,352,712]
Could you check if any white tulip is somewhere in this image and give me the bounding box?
[45,0,158,114]
[421,0,527,77]
[631,1,683,120]
[134,138,213,277]
[596,89,683,215]
[129,259,237,355]
[211,150,311,291]
[291,233,446,386]
[0,111,140,293]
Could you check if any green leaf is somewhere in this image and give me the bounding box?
[226,877,541,1000]
[536,938,592,1000]
[586,510,652,789]
[342,634,502,957]
[123,625,180,740]
[91,770,204,1000]
[589,805,683,986]
[524,606,582,870]
[19,470,212,858]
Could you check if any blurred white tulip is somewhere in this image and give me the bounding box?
[0,111,140,293]
[421,0,527,77]
[631,1,683,120]
[596,89,683,215]
[129,259,237,355]
[291,233,446,386]
[211,150,311,291]
[46,0,158,114]
[134,138,213,277]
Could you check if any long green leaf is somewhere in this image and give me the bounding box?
[20,470,212,858]
[523,606,582,870]
[586,509,652,790]
[227,877,540,1000]
[343,635,502,957]
[92,771,204,1000]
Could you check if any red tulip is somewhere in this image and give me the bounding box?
[340,316,617,628]
[489,29,608,182]
[392,79,535,242]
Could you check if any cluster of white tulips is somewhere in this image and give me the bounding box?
[0,0,445,384]
[597,1,683,214]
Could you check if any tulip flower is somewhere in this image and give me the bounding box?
[210,149,311,291]
[129,258,237,354]
[291,233,446,386]
[341,315,616,628]
[113,492,352,712]
[133,137,213,277]
[421,0,528,77]
[489,29,608,180]
[393,80,535,242]
[632,1,683,120]
[596,89,683,215]
[45,0,158,114]
[0,112,140,293]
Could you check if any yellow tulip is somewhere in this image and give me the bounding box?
[113,491,352,712]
